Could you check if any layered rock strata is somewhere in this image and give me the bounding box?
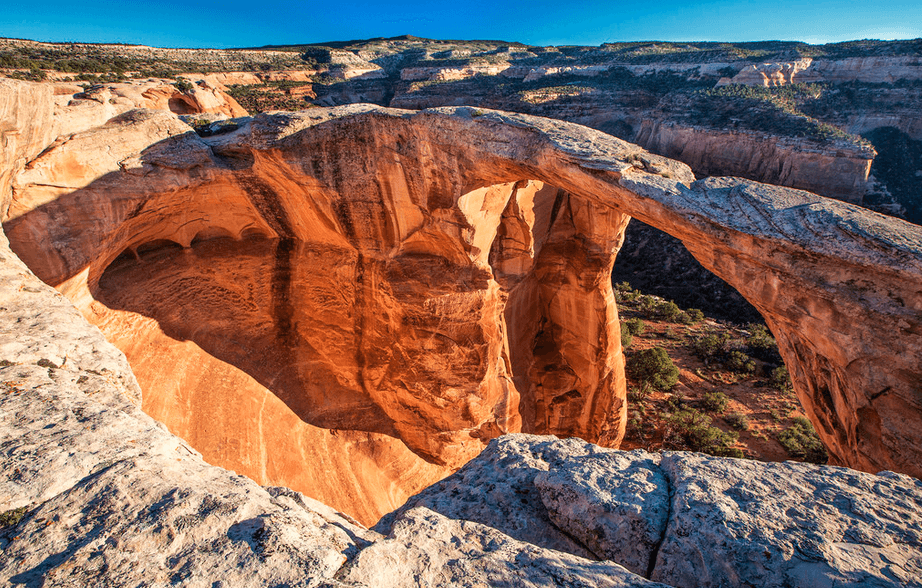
[634,119,875,203]
[3,80,922,491]
[723,56,922,87]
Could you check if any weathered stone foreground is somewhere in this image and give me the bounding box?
[3,78,922,482]
[1,77,922,585]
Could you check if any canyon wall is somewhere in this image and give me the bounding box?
[725,56,922,87]
[4,82,922,496]
[634,120,874,203]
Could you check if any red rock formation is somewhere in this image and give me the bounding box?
[4,94,922,513]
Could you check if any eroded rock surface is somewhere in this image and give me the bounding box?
[0,231,376,588]
[4,92,922,482]
[341,506,668,588]
[634,119,875,203]
[377,436,922,588]
[43,78,247,143]
[653,452,922,587]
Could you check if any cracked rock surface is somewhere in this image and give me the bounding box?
[380,435,922,588]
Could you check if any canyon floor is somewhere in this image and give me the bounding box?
[615,286,819,464]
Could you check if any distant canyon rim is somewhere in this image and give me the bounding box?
[2,74,921,524]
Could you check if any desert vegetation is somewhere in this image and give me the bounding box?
[616,281,826,464]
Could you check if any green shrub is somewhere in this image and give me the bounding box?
[627,383,652,403]
[620,323,633,348]
[625,318,646,336]
[702,390,730,413]
[174,78,194,93]
[654,300,683,322]
[746,323,782,362]
[0,506,27,528]
[664,408,741,457]
[626,347,679,391]
[8,67,46,81]
[685,308,705,324]
[725,412,749,430]
[674,307,704,325]
[615,281,639,303]
[691,332,730,360]
[665,392,685,411]
[725,350,756,375]
[777,417,828,463]
[746,323,775,349]
[770,366,793,393]
[637,295,658,315]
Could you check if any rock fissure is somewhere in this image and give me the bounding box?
[645,461,673,579]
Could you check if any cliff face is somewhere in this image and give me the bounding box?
[634,120,874,203]
[725,56,922,86]
[0,79,55,216]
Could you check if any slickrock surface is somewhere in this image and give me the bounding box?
[4,89,922,485]
[46,78,246,142]
[377,436,922,588]
[338,506,668,588]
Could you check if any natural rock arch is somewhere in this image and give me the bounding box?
[4,100,922,510]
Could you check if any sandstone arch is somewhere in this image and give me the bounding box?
[3,96,921,517]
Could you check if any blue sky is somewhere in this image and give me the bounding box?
[2,0,921,48]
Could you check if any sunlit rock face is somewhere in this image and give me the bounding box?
[4,85,922,523]
[3,102,641,521]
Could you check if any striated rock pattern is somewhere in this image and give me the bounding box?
[376,435,922,588]
[3,86,922,486]
[725,56,922,87]
[634,119,875,203]
[0,228,377,588]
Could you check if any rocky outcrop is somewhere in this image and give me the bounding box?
[634,119,875,203]
[725,56,922,86]
[0,79,55,216]
[401,63,515,81]
[48,78,246,141]
[374,435,922,588]
[4,87,922,490]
